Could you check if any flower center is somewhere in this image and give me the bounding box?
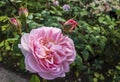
[39,38,55,61]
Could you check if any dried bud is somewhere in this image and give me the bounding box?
[63,19,78,33]
[9,17,22,31]
[18,7,28,18]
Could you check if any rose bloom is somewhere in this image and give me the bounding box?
[18,27,76,80]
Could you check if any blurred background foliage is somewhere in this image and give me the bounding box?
[0,0,120,82]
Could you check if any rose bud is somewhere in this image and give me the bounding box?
[9,17,22,34]
[18,7,28,18]
[63,19,78,33]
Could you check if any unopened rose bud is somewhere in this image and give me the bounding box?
[63,19,78,33]
[9,17,22,32]
[18,7,28,18]
[9,18,18,26]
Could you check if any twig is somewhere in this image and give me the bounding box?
[8,0,18,10]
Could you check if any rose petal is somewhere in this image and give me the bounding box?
[20,33,30,53]
[25,54,40,72]
[38,72,56,80]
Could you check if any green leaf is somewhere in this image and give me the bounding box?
[0,16,7,22]
[93,77,98,82]
[85,45,94,55]
[18,58,25,70]
[56,17,65,22]
[75,54,83,70]
[30,75,40,82]
[0,41,4,47]
[94,72,99,78]
[80,9,88,16]
[28,14,33,20]
[13,40,21,53]
[90,35,98,44]
[1,24,9,31]
[82,50,89,61]
[99,36,107,50]
[0,55,2,62]
[116,10,120,15]
[116,65,120,70]
[98,17,105,23]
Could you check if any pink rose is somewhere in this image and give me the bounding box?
[18,27,76,80]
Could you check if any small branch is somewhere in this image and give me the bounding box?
[25,20,29,32]
[8,0,18,10]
